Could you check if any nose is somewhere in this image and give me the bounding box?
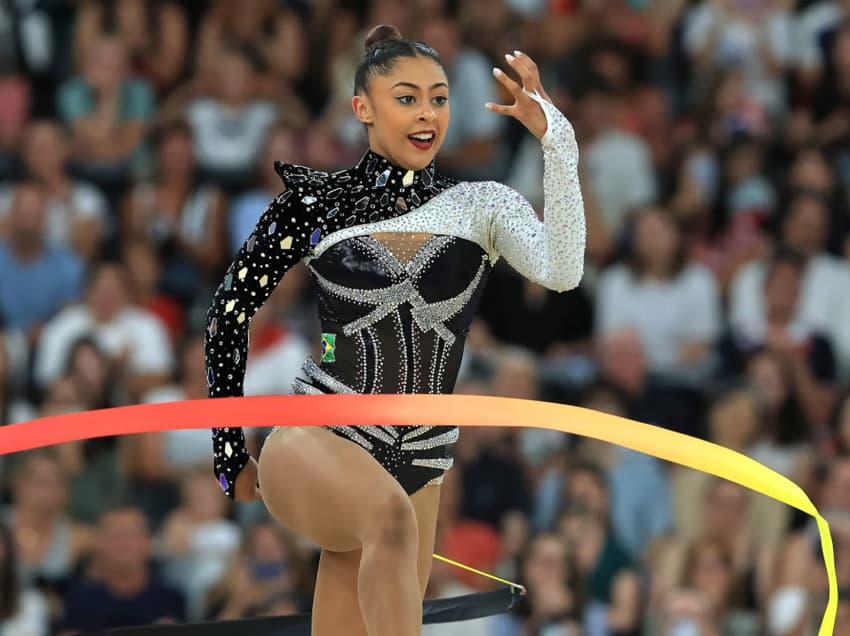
[418,104,437,123]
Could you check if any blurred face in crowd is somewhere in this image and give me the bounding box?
[746,350,788,414]
[490,352,538,400]
[353,55,450,171]
[822,458,850,511]
[22,121,69,181]
[789,149,833,196]
[261,126,298,184]
[157,126,195,182]
[419,16,460,66]
[244,524,295,590]
[182,471,227,522]
[707,390,759,450]
[123,241,161,295]
[837,598,850,636]
[632,207,682,277]
[85,36,129,92]
[68,341,110,405]
[781,196,828,257]
[9,185,47,252]
[217,51,255,106]
[97,508,151,574]
[522,534,568,589]
[596,329,647,396]
[13,454,67,518]
[703,480,749,539]
[764,261,802,325]
[87,264,131,322]
[566,468,607,518]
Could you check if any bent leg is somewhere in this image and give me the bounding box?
[257,426,421,636]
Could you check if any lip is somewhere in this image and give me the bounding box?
[408,130,436,151]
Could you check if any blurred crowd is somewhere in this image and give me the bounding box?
[1,0,850,635]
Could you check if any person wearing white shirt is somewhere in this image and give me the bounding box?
[729,192,850,380]
[35,262,173,399]
[596,207,721,382]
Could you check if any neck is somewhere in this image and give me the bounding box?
[103,565,149,596]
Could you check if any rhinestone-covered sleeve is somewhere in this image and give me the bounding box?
[205,186,309,498]
[489,92,586,292]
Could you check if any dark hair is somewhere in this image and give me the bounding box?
[830,389,850,453]
[627,206,687,279]
[0,520,19,620]
[354,24,442,95]
[765,244,806,284]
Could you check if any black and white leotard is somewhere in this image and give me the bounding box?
[206,93,586,498]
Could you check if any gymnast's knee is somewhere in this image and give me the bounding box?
[362,490,419,551]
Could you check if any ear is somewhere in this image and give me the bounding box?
[352,94,374,125]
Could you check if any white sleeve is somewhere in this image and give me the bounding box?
[488,91,586,292]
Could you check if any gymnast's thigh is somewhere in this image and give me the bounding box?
[256,426,408,552]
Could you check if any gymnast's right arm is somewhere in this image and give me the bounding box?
[205,187,309,499]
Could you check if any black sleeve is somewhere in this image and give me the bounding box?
[205,180,311,498]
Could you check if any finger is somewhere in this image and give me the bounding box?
[511,50,552,101]
[484,102,514,116]
[505,53,535,92]
[492,67,523,100]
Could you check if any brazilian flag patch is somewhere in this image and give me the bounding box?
[320,333,336,363]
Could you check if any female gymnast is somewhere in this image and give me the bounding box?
[205,24,586,636]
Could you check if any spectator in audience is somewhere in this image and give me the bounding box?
[0,520,49,636]
[558,504,642,636]
[419,11,506,180]
[730,191,850,380]
[59,505,185,633]
[204,523,311,620]
[574,75,658,237]
[122,120,228,306]
[73,0,189,96]
[122,239,185,343]
[56,33,155,184]
[1,449,94,602]
[723,247,838,427]
[34,261,174,400]
[193,0,308,98]
[183,47,286,186]
[156,469,241,620]
[744,348,817,487]
[489,533,584,636]
[124,334,216,528]
[596,206,721,384]
[228,122,302,256]
[683,0,793,118]
[0,183,84,337]
[0,120,107,262]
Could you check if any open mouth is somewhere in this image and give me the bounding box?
[408,132,435,150]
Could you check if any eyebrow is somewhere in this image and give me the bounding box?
[391,81,449,90]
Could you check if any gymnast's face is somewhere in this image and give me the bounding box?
[353,55,450,171]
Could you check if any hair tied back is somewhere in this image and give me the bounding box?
[365,24,403,51]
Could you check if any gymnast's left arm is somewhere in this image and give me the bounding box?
[486,53,586,292]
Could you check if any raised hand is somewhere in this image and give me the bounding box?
[486,51,553,140]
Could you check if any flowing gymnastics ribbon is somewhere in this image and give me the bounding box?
[0,395,836,635]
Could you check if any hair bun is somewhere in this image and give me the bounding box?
[365,24,403,51]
